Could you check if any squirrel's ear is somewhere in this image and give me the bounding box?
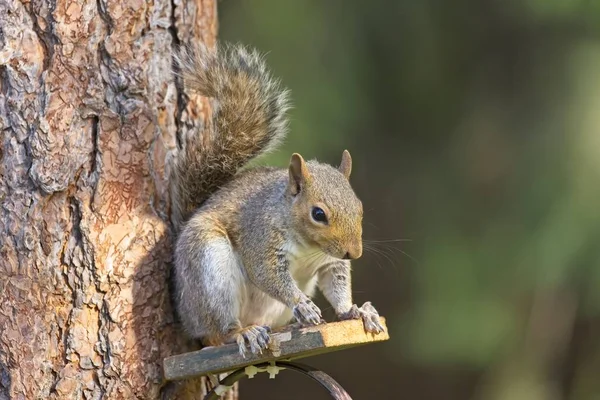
[339,150,352,180]
[289,153,310,195]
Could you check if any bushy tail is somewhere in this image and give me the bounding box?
[170,43,291,229]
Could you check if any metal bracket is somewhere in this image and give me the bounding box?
[204,361,351,400]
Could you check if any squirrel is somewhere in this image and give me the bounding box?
[170,43,384,357]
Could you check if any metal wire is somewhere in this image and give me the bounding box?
[204,361,352,400]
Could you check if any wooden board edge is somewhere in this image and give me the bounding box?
[163,317,390,380]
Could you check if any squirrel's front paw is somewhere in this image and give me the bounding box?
[293,298,323,326]
[338,301,384,334]
[338,304,361,321]
[234,325,271,358]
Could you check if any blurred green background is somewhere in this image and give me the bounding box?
[220,1,600,399]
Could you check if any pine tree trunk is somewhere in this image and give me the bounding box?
[0,0,236,398]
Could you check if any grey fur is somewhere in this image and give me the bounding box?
[170,42,383,355]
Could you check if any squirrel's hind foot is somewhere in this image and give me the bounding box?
[233,325,272,358]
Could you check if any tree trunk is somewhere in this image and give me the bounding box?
[0,0,236,398]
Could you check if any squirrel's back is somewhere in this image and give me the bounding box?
[170,43,291,229]
[198,166,286,213]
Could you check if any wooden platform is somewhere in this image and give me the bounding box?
[163,318,390,381]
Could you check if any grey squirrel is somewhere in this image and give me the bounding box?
[170,43,383,356]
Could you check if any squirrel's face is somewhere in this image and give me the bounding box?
[288,151,363,260]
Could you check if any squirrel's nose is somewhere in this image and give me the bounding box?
[343,247,362,260]
[342,240,362,260]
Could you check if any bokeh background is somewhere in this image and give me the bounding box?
[219,1,600,399]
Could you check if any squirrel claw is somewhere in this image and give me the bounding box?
[359,302,384,333]
[235,325,272,358]
[338,304,361,321]
[293,298,323,326]
[338,301,384,334]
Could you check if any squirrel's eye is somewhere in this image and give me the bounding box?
[311,207,328,224]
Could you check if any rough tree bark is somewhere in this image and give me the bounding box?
[0,0,237,398]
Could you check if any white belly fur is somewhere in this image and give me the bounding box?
[238,241,331,328]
